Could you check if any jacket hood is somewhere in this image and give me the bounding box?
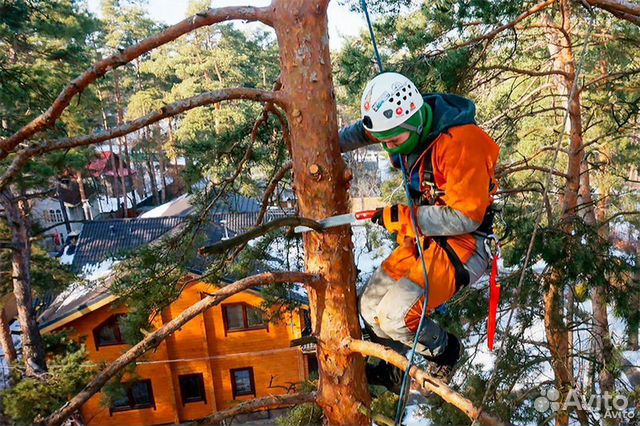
[422,93,476,140]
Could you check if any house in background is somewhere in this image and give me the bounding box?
[32,150,181,253]
[38,194,314,425]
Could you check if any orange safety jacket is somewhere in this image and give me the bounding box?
[382,123,500,292]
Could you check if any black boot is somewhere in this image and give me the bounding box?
[425,333,463,384]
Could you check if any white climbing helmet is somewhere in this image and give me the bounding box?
[360,72,424,132]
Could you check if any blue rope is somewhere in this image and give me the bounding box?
[360,0,384,73]
[358,1,430,423]
[393,159,432,425]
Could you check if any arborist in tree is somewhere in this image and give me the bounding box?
[339,72,500,383]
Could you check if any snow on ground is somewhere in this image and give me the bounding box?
[403,395,430,426]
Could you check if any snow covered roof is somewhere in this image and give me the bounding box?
[139,194,192,218]
[70,217,186,273]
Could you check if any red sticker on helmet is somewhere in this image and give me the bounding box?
[396,107,403,116]
[410,102,416,110]
[364,101,371,111]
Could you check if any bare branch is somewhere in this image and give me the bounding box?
[477,65,571,79]
[256,161,293,226]
[194,392,316,425]
[583,68,640,91]
[344,339,506,426]
[43,272,322,426]
[497,165,571,180]
[584,0,640,26]
[199,217,323,256]
[0,5,273,158]
[0,88,281,191]
[429,0,557,55]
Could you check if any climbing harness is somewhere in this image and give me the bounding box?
[359,0,506,423]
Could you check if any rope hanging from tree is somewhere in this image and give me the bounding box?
[359,1,432,423]
[359,1,598,425]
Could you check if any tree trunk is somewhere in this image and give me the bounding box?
[117,139,129,217]
[76,171,92,221]
[579,159,617,415]
[0,189,46,375]
[541,4,586,424]
[96,87,122,209]
[158,145,168,203]
[113,71,137,215]
[0,308,17,364]
[272,1,370,424]
[147,158,160,206]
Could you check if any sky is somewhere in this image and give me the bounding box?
[85,0,366,51]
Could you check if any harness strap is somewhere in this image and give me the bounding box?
[433,236,470,291]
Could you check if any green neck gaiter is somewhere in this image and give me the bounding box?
[372,104,433,155]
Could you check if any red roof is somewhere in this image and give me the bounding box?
[88,152,136,177]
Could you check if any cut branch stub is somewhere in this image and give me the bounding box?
[272,0,370,423]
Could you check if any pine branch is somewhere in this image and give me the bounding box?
[42,272,322,426]
[199,217,322,256]
[193,392,317,425]
[256,161,293,226]
[0,88,281,191]
[0,5,274,159]
[426,0,558,56]
[343,339,507,426]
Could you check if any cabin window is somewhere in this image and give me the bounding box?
[230,367,255,398]
[110,380,155,413]
[93,314,126,349]
[179,373,206,405]
[222,303,266,333]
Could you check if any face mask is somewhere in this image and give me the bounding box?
[372,104,433,155]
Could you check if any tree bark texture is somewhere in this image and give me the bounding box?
[0,189,46,375]
[0,308,17,364]
[272,1,370,424]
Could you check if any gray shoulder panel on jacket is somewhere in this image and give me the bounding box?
[338,121,377,153]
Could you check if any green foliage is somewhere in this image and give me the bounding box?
[0,220,75,298]
[0,348,96,425]
[109,234,196,343]
[275,403,323,426]
[370,390,399,419]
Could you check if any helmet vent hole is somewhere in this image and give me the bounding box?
[405,110,409,114]
[403,96,407,100]
[397,101,401,105]
[363,116,373,128]
[408,92,412,96]
[402,87,406,92]
[389,98,394,102]
[396,92,400,96]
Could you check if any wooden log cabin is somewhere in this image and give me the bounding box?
[39,277,315,425]
[39,195,315,425]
